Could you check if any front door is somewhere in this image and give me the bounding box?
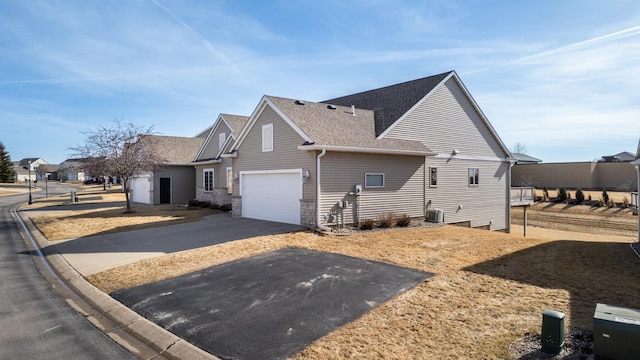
[159,177,171,204]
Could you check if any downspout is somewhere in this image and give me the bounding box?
[636,164,640,243]
[316,148,332,232]
[507,158,516,234]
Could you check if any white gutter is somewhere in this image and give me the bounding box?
[316,148,332,232]
[189,159,222,166]
[299,145,434,157]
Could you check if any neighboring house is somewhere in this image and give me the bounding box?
[130,135,204,205]
[512,153,542,164]
[58,158,89,181]
[226,71,513,231]
[192,114,249,206]
[599,151,636,163]
[13,158,48,182]
[38,164,60,181]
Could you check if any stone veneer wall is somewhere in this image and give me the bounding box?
[231,196,242,218]
[196,187,232,206]
[300,199,316,229]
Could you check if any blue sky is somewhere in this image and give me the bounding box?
[1,0,639,164]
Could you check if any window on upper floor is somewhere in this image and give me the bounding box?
[219,132,226,150]
[468,168,479,186]
[262,123,273,152]
[365,173,384,188]
[204,169,214,191]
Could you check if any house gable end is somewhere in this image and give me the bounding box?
[196,115,233,161]
[232,96,313,153]
[383,73,511,158]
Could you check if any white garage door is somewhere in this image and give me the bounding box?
[131,176,151,204]
[241,171,301,225]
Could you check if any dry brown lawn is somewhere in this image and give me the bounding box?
[29,188,640,359]
[86,224,640,359]
[0,183,30,196]
[26,189,220,241]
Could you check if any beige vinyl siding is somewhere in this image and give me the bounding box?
[199,122,232,160]
[319,152,424,225]
[153,166,196,205]
[234,104,316,199]
[426,158,509,230]
[385,77,506,158]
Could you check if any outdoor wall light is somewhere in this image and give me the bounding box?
[233,173,239,180]
[302,170,310,179]
[452,149,459,155]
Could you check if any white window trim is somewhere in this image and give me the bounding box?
[204,168,214,192]
[226,167,233,194]
[468,168,479,187]
[429,167,437,188]
[365,173,385,188]
[262,123,273,152]
[219,132,226,150]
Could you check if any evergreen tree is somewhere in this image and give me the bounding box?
[0,142,16,183]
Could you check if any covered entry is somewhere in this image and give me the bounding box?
[159,177,171,204]
[240,170,302,225]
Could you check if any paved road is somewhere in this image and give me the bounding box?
[0,184,136,359]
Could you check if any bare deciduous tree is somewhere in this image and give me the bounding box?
[70,119,163,212]
[511,142,528,154]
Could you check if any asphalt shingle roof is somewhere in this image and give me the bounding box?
[221,114,250,135]
[141,135,204,164]
[266,96,431,153]
[322,71,453,136]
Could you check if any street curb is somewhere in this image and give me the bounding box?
[17,208,220,360]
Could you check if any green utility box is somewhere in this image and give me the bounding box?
[594,303,640,360]
[541,309,565,354]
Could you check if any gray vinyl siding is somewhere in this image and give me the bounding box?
[426,158,509,230]
[234,104,316,199]
[385,77,506,158]
[153,166,195,205]
[199,122,232,160]
[319,152,425,225]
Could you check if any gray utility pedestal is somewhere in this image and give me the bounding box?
[541,309,565,354]
[593,303,640,360]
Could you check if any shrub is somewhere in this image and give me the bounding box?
[542,187,549,202]
[395,214,411,227]
[588,194,592,201]
[359,218,375,230]
[557,187,568,202]
[377,212,395,228]
[575,189,585,204]
[623,196,630,208]
[187,199,199,207]
[199,200,211,208]
[602,189,609,206]
[218,204,232,212]
[209,203,220,210]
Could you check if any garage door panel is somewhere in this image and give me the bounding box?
[242,172,301,225]
[131,177,151,204]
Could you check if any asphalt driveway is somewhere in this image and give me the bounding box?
[48,212,302,275]
[112,248,434,360]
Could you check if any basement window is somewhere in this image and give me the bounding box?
[365,173,384,188]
